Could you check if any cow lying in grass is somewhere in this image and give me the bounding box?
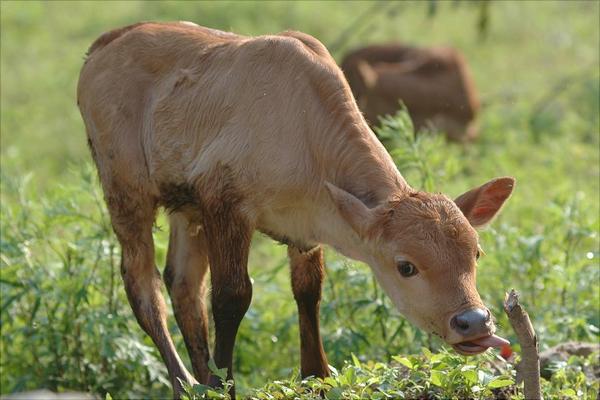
[341,44,480,141]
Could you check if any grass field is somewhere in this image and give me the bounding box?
[1,1,599,399]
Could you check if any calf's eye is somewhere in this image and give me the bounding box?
[476,250,480,260]
[397,261,418,277]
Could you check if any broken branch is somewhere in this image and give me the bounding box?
[503,289,541,400]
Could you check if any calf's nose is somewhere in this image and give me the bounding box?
[450,308,492,337]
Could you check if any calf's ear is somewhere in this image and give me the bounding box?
[325,182,375,238]
[454,177,515,228]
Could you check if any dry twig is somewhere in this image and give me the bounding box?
[503,289,541,400]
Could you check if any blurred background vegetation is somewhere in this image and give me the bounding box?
[1,1,598,399]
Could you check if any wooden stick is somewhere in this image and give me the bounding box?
[503,289,542,400]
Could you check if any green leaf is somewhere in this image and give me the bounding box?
[462,369,478,385]
[192,384,211,396]
[430,353,446,363]
[208,358,228,381]
[344,366,355,385]
[487,378,514,389]
[351,353,361,368]
[326,387,343,400]
[324,377,338,387]
[421,347,433,359]
[430,370,445,387]
[393,356,413,369]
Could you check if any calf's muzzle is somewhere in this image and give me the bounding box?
[451,308,492,337]
[449,307,510,355]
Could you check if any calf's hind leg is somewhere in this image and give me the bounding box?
[107,193,195,397]
[289,246,329,378]
[164,213,211,383]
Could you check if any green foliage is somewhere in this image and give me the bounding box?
[544,353,599,399]
[1,1,599,399]
[377,104,462,192]
[1,166,170,398]
[182,350,599,400]
[180,359,234,400]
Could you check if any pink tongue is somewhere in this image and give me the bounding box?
[471,334,510,348]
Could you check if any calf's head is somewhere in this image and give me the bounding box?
[326,177,514,355]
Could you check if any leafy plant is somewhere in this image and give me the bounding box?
[181,350,599,400]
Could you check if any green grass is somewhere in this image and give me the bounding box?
[1,1,599,399]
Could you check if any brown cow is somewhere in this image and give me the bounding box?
[77,23,512,398]
[341,44,480,141]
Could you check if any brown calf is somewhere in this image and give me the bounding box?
[78,23,512,398]
[341,44,480,141]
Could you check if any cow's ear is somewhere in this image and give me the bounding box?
[325,181,375,237]
[454,177,515,228]
[356,60,378,90]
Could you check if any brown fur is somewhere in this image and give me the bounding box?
[341,44,480,141]
[78,22,513,397]
[289,246,329,378]
[164,213,211,382]
[85,22,146,58]
[200,168,253,396]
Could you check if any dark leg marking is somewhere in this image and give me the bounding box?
[289,245,330,378]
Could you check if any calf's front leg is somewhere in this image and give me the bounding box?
[289,245,330,378]
[203,202,253,397]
